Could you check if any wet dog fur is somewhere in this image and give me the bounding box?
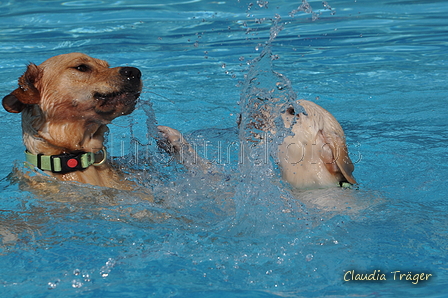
[2,53,142,189]
[278,99,356,188]
[2,53,356,192]
[160,99,357,189]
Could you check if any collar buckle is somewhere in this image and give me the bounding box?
[25,148,106,174]
[51,152,89,173]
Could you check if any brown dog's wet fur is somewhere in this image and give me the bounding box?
[3,53,142,189]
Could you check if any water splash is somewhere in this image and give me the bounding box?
[238,13,306,166]
[290,0,318,21]
[290,0,314,16]
[236,0,336,199]
[230,17,312,236]
[99,257,116,278]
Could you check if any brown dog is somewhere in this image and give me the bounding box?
[278,99,357,188]
[3,53,142,189]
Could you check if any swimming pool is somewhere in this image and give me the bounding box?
[1,0,447,297]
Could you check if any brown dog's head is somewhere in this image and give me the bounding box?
[3,52,141,121]
[2,53,142,153]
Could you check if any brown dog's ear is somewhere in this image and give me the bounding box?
[2,63,41,113]
[2,94,27,113]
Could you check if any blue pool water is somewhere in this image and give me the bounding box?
[1,0,447,297]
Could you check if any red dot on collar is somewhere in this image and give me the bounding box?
[67,158,78,168]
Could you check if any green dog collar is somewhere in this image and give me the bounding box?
[25,147,107,174]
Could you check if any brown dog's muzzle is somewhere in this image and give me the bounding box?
[94,66,142,119]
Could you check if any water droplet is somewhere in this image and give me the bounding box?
[257,0,268,8]
[48,279,60,290]
[306,254,313,261]
[73,269,80,276]
[83,273,91,282]
[72,280,83,288]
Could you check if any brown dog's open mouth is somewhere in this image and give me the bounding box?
[94,90,140,116]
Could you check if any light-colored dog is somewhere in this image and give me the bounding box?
[278,99,356,188]
[160,99,357,189]
[2,53,142,189]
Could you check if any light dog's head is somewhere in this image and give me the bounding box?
[278,99,357,188]
[2,53,142,154]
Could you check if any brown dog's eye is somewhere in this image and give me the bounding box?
[74,64,90,72]
[287,107,295,115]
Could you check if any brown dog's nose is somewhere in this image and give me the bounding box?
[120,67,141,82]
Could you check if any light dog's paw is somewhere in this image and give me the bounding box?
[157,125,186,153]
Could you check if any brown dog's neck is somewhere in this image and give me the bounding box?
[23,111,108,156]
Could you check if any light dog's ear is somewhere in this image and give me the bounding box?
[320,128,357,185]
[2,63,41,113]
[298,99,357,185]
